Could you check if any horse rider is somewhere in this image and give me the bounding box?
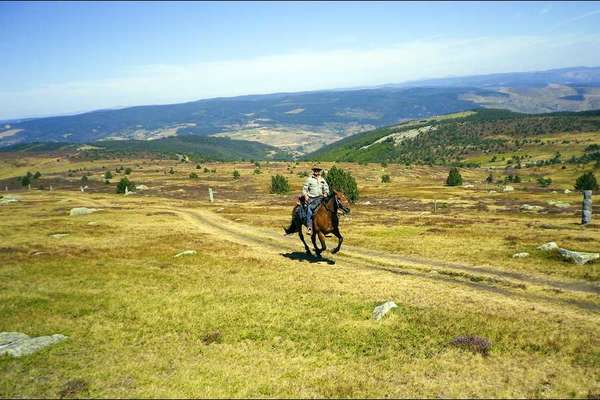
[302,165,330,234]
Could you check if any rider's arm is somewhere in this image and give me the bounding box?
[322,179,330,196]
[302,178,311,198]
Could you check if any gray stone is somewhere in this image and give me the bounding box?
[503,185,514,192]
[174,250,197,258]
[582,190,592,225]
[0,332,68,357]
[69,207,100,216]
[463,184,474,188]
[520,204,544,212]
[558,248,599,265]
[512,252,530,258]
[50,233,69,238]
[372,301,398,321]
[0,195,19,204]
[136,185,149,191]
[564,189,572,194]
[538,242,559,252]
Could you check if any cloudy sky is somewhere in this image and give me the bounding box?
[1,1,600,119]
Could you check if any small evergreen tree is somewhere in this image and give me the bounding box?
[233,170,240,180]
[575,172,599,191]
[270,175,290,194]
[169,168,175,174]
[116,177,135,194]
[33,171,42,179]
[124,167,132,175]
[446,167,463,186]
[537,177,552,187]
[104,171,113,180]
[325,166,359,202]
[204,167,210,173]
[189,172,199,179]
[81,175,88,185]
[381,174,391,183]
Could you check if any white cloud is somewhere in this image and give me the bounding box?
[2,34,600,119]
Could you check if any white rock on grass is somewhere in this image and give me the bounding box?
[0,195,19,204]
[50,233,69,239]
[538,242,559,252]
[463,184,475,188]
[372,301,398,321]
[503,186,514,192]
[69,207,100,216]
[564,189,572,194]
[0,332,68,357]
[512,252,530,258]
[547,200,571,208]
[558,249,599,265]
[520,204,544,212]
[136,185,149,191]
[174,250,197,258]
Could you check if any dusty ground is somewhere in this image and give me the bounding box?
[0,154,599,397]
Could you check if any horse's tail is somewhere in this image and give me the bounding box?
[284,206,301,235]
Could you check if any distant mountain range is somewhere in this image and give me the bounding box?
[2,66,600,153]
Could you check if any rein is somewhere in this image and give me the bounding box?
[322,194,347,215]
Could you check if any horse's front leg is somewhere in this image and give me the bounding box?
[298,229,312,255]
[317,231,327,254]
[311,231,321,257]
[331,228,343,254]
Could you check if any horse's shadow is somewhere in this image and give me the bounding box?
[281,251,335,265]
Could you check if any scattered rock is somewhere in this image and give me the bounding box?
[558,248,599,265]
[135,185,149,191]
[58,379,88,398]
[372,301,398,321]
[463,184,474,188]
[450,335,491,356]
[87,221,97,226]
[31,251,47,256]
[538,242,559,252]
[547,200,571,208]
[512,252,530,258]
[362,201,372,205]
[488,190,497,194]
[69,207,100,216]
[215,208,224,212]
[0,332,68,357]
[0,195,19,204]
[201,330,222,345]
[174,250,197,258]
[503,186,514,192]
[564,189,572,194]
[50,233,70,239]
[520,204,544,212]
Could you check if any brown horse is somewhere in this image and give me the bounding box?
[284,190,351,257]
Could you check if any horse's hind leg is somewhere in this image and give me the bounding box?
[331,229,343,254]
[298,230,312,255]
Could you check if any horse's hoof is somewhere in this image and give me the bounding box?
[331,249,339,254]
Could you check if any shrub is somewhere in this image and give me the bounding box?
[204,167,210,173]
[196,164,201,169]
[124,167,132,175]
[537,177,552,187]
[270,175,290,194]
[325,165,359,203]
[169,168,175,175]
[446,167,463,186]
[253,168,261,175]
[20,173,32,187]
[513,175,521,183]
[485,173,493,184]
[81,175,88,185]
[575,172,599,191]
[298,171,309,178]
[381,162,388,168]
[381,174,391,183]
[116,177,136,194]
[33,171,42,179]
[104,171,113,180]
[233,170,240,180]
[189,172,199,179]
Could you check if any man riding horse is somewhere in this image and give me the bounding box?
[302,165,330,235]
[284,165,350,257]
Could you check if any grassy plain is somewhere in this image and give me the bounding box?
[0,153,599,398]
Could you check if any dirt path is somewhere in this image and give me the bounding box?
[58,193,600,311]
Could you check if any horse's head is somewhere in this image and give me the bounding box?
[333,190,351,214]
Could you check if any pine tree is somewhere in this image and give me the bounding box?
[446,167,463,186]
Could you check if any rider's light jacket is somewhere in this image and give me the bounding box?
[302,175,330,199]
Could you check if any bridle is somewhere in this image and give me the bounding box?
[323,193,350,215]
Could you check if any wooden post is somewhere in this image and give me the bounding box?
[125,186,129,195]
[28,184,31,191]
[208,188,214,203]
[50,185,53,191]
[582,190,592,225]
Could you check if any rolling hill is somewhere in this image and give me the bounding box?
[307,109,600,167]
[2,66,600,153]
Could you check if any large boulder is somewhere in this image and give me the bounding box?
[69,207,100,216]
[558,249,599,265]
[372,301,398,321]
[0,332,68,357]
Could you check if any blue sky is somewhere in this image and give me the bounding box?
[1,1,600,119]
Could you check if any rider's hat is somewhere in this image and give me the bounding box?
[311,164,323,171]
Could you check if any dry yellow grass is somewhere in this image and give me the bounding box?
[0,154,599,398]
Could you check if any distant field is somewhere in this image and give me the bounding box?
[1,153,599,397]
